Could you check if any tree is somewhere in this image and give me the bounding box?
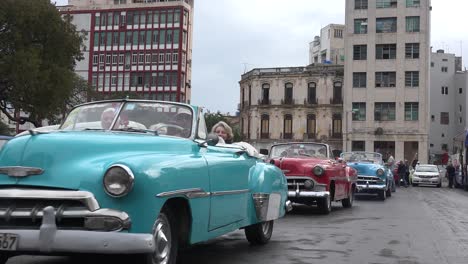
[204,111,227,132]
[0,0,84,127]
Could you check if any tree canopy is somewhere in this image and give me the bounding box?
[0,0,84,127]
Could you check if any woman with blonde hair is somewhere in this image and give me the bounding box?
[211,121,234,144]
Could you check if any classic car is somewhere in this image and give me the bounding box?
[0,99,290,264]
[0,135,12,151]
[265,142,357,214]
[412,164,442,187]
[341,152,395,200]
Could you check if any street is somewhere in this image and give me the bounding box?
[9,184,468,264]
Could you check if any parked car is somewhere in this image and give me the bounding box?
[0,135,13,151]
[265,142,357,214]
[341,152,395,200]
[0,99,290,264]
[412,164,442,187]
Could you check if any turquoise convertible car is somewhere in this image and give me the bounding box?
[0,100,290,264]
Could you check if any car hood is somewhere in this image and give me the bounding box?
[0,131,194,190]
[347,162,382,176]
[276,157,330,176]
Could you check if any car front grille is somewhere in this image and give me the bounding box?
[287,178,308,191]
[357,175,381,185]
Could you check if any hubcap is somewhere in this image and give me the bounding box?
[152,217,171,264]
[262,221,271,234]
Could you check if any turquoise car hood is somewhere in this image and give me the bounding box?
[347,162,384,178]
[0,131,194,190]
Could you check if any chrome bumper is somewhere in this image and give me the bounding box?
[2,207,155,254]
[287,190,330,198]
[285,200,293,212]
[356,184,386,191]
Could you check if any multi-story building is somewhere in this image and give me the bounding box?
[239,65,344,152]
[59,0,194,103]
[343,0,431,163]
[429,49,467,160]
[309,24,345,65]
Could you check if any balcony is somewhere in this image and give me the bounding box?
[330,98,343,104]
[260,133,270,139]
[282,133,293,140]
[281,98,295,105]
[303,133,316,140]
[331,133,342,139]
[304,98,318,105]
[257,98,271,105]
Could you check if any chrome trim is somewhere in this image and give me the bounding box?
[285,200,293,212]
[103,164,135,198]
[288,190,330,198]
[252,193,281,221]
[0,166,44,177]
[211,189,249,196]
[0,189,100,211]
[356,184,387,191]
[156,188,210,198]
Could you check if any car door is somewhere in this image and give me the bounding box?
[203,145,255,231]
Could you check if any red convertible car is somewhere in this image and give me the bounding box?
[265,142,357,214]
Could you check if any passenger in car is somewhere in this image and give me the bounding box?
[211,121,234,144]
[101,108,116,130]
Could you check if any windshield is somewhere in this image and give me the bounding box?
[341,152,383,165]
[270,143,328,159]
[60,101,193,138]
[416,166,438,172]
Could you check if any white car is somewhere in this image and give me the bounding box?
[412,164,442,187]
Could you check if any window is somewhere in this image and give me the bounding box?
[283,115,293,139]
[442,58,448,62]
[111,73,118,85]
[99,54,105,64]
[334,29,343,38]
[405,43,420,59]
[352,141,365,151]
[440,112,449,125]
[332,82,342,104]
[376,17,397,33]
[406,0,420,7]
[172,53,178,65]
[332,114,342,138]
[92,55,98,65]
[405,102,419,121]
[138,53,144,63]
[352,103,366,121]
[355,0,368,9]
[431,62,434,67]
[114,0,126,4]
[376,0,397,8]
[405,71,419,87]
[307,82,316,104]
[353,45,367,60]
[353,72,367,88]
[131,53,138,64]
[307,114,316,138]
[112,54,118,65]
[354,19,368,34]
[459,88,463,94]
[406,16,420,32]
[106,54,111,65]
[118,54,124,65]
[284,83,293,104]
[145,54,151,64]
[375,103,396,121]
[376,44,396,59]
[375,72,396,87]
[441,66,448,72]
[441,86,448,95]
[261,114,270,139]
[431,115,435,122]
[261,83,270,105]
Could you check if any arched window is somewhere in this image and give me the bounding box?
[307,114,316,139]
[332,113,342,138]
[307,82,317,104]
[261,114,270,139]
[283,114,293,139]
[332,81,342,104]
[261,83,270,105]
[284,82,293,104]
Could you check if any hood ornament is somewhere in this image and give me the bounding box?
[0,166,44,177]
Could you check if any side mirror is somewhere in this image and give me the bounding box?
[206,133,219,146]
[259,149,269,155]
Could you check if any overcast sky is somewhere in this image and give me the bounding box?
[54,0,468,114]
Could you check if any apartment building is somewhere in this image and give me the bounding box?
[239,65,344,152]
[58,0,194,103]
[344,0,431,163]
[429,49,467,159]
[309,24,345,65]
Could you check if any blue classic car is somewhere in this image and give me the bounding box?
[0,100,290,264]
[340,152,395,200]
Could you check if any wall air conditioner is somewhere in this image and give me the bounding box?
[99,65,104,70]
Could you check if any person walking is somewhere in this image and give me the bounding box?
[397,160,408,187]
[446,161,456,188]
[405,160,411,186]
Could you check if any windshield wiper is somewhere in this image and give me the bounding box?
[114,127,159,136]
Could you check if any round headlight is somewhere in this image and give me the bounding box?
[304,179,315,190]
[103,165,135,197]
[313,166,325,176]
[376,168,385,176]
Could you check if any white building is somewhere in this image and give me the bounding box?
[429,49,467,160]
[309,24,345,65]
[343,0,431,163]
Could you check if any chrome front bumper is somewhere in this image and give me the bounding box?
[412,177,441,184]
[356,184,386,191]
[1,206,155,254]
[287,190,330,199]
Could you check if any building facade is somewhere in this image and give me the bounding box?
[239,65,344,152]
[429,50,467,160]
[309,24,345,65]
[59,0,194,103]
[344,0,431,163]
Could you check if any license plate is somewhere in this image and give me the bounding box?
[421,179,429,182]
[0,233,18,251]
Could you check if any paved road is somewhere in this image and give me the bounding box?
[9,184,468,264]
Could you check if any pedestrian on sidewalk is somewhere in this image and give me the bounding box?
[446,161,456,188]
[405,160,411,186]
[397,160,408,187]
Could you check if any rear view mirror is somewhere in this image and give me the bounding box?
[259,149,269,155]
[205,133,219,146]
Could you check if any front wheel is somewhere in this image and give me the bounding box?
[386,186,392,197]
[0,254,9,264]
[318,196,332,214]
[378,189,386,201]
[143,208,178,264]
[342,187,354,208]
[245,220,274,245]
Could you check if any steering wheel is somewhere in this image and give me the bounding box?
[152,123,185,136]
